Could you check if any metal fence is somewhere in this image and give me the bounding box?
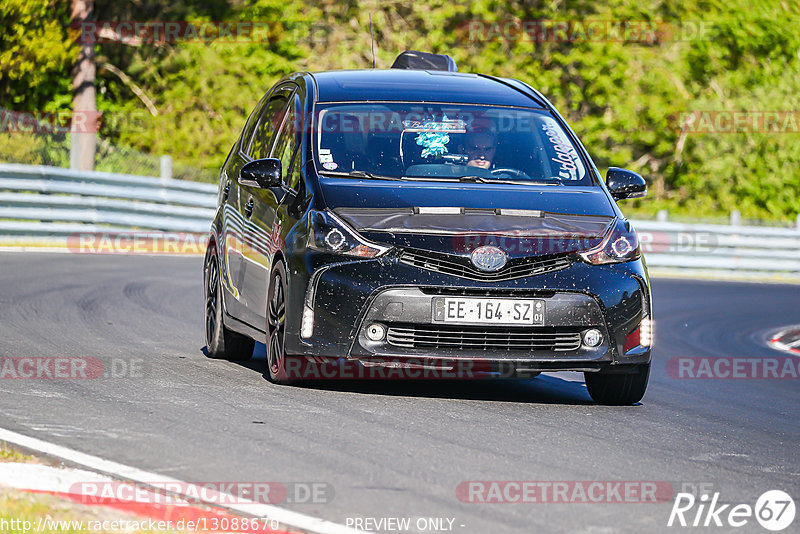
[633,220,800,279]
[0,163,798,280]
[0,163,216,235]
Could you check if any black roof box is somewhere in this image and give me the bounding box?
[391,50,458,72]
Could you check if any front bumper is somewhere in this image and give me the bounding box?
[286,253,651,371]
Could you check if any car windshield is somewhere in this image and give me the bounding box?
[314,102,590,185]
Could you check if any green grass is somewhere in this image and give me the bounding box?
[0,445,36,463]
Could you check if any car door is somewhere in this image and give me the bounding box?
[241,91,305,329]
[237,84,296,328]
[219,94,269,321]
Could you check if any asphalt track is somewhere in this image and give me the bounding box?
[0,252,797,533]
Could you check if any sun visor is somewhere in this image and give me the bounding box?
[333,207,614,238]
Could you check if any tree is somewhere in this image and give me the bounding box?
[71,0,97,170]
[0,0,76,111]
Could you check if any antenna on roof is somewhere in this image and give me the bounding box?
[369,13,376,68]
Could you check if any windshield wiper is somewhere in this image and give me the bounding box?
[458,175,564,186]
[318,170,405,181]
[528,180,564,186]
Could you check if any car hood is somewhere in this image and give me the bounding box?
[319,177,616,256]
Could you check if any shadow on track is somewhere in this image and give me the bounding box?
[204,342,598,406]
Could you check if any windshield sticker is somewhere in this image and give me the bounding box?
[319,153,333,163]
[319,148,331,155]
[322,161,338,170]
[541,119,584,180]
[402,117,466,133]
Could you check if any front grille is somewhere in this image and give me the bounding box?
[386,323,583,352]
[399,249,572,281]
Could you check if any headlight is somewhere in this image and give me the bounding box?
[578,218,641,265]
[308,210,391,258]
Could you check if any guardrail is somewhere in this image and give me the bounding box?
[0,163,798,280]
[634,220,800,280]
[0,163,216,234]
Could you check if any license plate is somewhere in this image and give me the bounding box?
[432,297,544,326]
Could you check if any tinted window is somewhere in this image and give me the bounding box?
[248,94,290,160]
[239,94,268,152]
[272,96,301,190]
[284,152,301,192]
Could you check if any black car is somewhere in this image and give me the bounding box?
[204,51,652,405]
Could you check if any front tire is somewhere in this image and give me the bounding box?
[584,363,650,405]
[266,261,294,384]
[204,245,254,361]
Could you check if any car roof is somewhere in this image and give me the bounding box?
[308,69,547,108]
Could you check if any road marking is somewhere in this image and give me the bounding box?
[0,463,290,534]
[0,427,368,534]
[769,327,800,355]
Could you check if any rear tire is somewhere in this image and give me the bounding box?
[584,363,650,405]
[204,245,255,361]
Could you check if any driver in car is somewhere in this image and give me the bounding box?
[459,129,497,169]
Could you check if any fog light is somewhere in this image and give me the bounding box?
[366,323,386,342]
[640,318,652,347]
[583,329,602,348]
[300,306,314,338]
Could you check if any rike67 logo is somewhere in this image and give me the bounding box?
[668,490,795,531]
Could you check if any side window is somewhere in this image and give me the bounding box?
[239,94,268,152]
[248,94,289,160]
[271,96,301,190]
[284,152,302,192]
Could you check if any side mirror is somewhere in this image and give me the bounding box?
[239,158,282,188]
[606,167,647,201]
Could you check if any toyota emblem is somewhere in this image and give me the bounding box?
[470,245,508,272]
